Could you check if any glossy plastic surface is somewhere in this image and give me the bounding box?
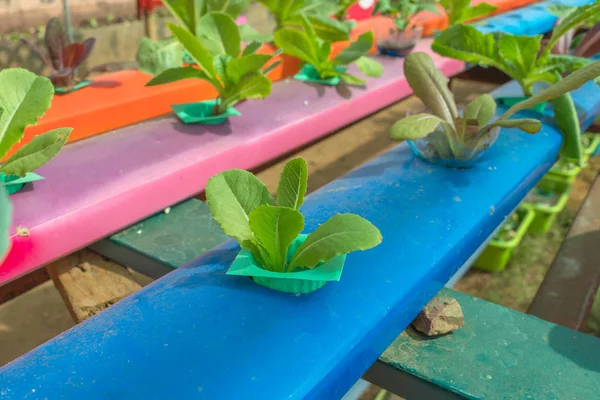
[0,118,562,399]
[475,0,595,35]
[0,42,464,287]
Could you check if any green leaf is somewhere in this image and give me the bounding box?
[490,118,541,134]
[340,73,366,86]
[500,60,600,120]
[242,40,263,56]
[136,37,185,76]
[289,214,382,270]
[205,0,248,19]
[226,54,272,82]
[168,22,217,81]
[552,93,584,166]
[276,158,308,210]
[458,2,497,23]
[274,27,319,66]
[333,32,373,65]
[546,4,576,19]
[162,0,199,34]
[543,54,595,75]
[0,128,71,177]
[196,12,241,57]
[0,68,54,159]
[464,94,496,127]
[263,60,282,75]
[223,72,272,108]
[205,169,274,246]
[355,56,383,78]
[249,205,304,272]
[498,34,540,79]
[239,24,274,43]
[542,2,600,60]
[390,113,446,141]
[213,54,231,84]
[306,15,350,42]
[404,52,458,124]
[146,66,212,87]
[0,184,11,263]
[432,25,515,79]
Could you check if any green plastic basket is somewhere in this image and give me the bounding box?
[582,132,600,164]
[524,191,570,236]
[537,163,581,194]
[473,205,536,272]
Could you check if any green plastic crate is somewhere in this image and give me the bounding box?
[582,132,600,164]
[473,205,536,272]
[524,191,570,236]
[537,163,581,194]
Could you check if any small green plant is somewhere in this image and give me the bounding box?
[274,16,383,85]
[206,158,382,273]
[162,0,248,36]
[389,53,600,162]
[255,0,351,42]
[439,0,497,25]
[545,4,600,58]
[373,0,439,32]
[432,2,600,165]
[0,68,72,180]
[21,18,128,90]
[146,13,280,116]
[432,2,600,95]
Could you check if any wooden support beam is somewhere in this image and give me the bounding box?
[528,171,600,330]
[46,249,142,323]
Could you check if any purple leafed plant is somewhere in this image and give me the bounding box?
[21,17,130,90]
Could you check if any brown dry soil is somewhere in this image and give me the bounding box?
[1,78,600,386]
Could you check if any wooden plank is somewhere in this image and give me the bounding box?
[372,289,600,400]
[46,249,142,323]
[528,172,600,330]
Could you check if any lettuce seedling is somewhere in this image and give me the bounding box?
[162,0,248,36]
[0,69,71,178]
[274,16,383,86]
[206,158,382,273]
[432,2,600,164]
[432,2,600,95]
[21,18,128,90]
[439,0,497,25]
[390,53,600,162]
[146,13,280,116]
[546,4,600,58]
[373,0,439,32]
[253,0,351,43]
[137,0,248,75]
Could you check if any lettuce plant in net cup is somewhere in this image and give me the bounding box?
[205,158,382,294]
[389,52,600,168]
[372,0,439,57]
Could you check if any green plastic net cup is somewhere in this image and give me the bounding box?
[293,65,347,86]
[171,99,241,125]
[227,234,347,294]
[496,96,547,113]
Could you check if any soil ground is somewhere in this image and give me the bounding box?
[1,77,599,400]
